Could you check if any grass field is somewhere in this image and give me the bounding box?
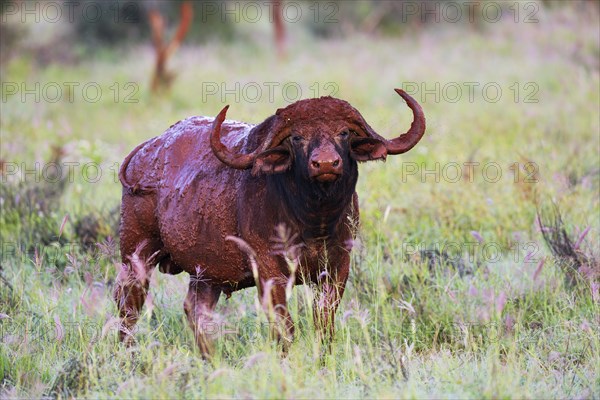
[1,3,599,398]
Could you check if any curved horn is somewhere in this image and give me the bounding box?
[349,89,425,155]
[258,124,292,151]
[210,106,294,169]
[210,105,258,169]
[385,89,426,155]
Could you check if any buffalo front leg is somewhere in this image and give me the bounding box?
[260,283,295,352]
[313,260,350,350]
[184,279,221,357]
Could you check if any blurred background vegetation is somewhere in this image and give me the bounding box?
[2,0,598,67]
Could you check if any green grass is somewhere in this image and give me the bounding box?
[1,5,599,399]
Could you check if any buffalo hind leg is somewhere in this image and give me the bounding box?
[184,279,221,357]
[113,241,159,344]
[115,193,161,344]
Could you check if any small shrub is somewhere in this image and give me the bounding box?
[537,203,598,287]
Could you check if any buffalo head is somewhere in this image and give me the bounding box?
[210,89,426,183]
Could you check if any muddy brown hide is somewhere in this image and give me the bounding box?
[114,90,426,356]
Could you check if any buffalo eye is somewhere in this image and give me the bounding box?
[292,135,303,143]
[338,130,349,138]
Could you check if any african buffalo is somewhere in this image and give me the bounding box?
[114,89,425,355]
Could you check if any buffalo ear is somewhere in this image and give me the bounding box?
[251,146,292,175]
[350,137,387,162]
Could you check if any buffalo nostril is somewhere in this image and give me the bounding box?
[332,160,340,167]
[312,161,320,169]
